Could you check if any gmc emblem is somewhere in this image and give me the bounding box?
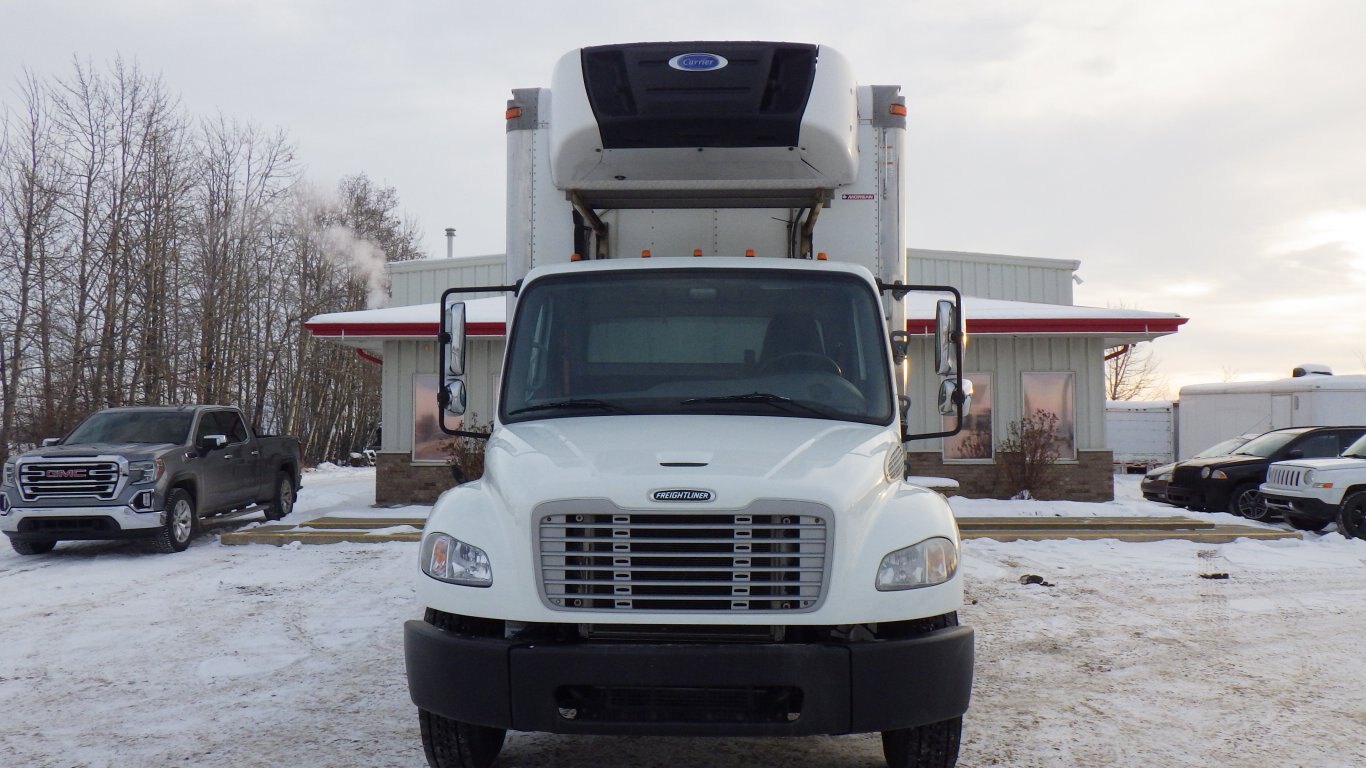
[652,489,714,502]
[46,469,87,479]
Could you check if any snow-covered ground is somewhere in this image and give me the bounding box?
[2,469,1364,767]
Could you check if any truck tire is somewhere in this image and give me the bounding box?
[1229,484,1266,519]
[882,716,962,768]
[152,488,196,553]
[11,538,56,555]
[1338,490,1366,539]
[418,709,505,768]
[263,472,295,521]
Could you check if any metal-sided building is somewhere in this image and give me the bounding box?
[307,248,1185,504]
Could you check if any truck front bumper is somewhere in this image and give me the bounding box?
[405,619,974,737]
[0,503,164,540]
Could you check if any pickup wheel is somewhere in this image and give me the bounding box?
[1229,484,1266,519]
[882,716,962,768]
[418,709,505,768]
[1339,490,1366,539]
[152,488,197,553]
[263,472,295,522]
[11,539,57,555]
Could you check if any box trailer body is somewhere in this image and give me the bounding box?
[1105,400,1175,470]
[1177,375,1366,460]
[408,42,973,768]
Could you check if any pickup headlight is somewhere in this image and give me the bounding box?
[2,460,14,487]
[876,537,958,591]
[129,459,164,485]
[421,533,492,587]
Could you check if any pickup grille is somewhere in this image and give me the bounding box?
[1265,466,1304,489]
[537,500,830,613]
[18,459,123,502]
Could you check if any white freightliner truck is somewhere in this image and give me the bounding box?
[406,42,974,768]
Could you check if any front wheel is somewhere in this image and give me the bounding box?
[1338,490,1366,539]
[1230,484,1266,519]
[882,716,962,768]
[263,472,295,521]
[419,709,506,768]
[153,488,196,553]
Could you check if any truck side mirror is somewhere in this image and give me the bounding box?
[934,299,961,376]
[41,437,60,447]
[199,434,228,452]
[444,300,467,377]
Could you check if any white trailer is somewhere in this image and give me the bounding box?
[407,42,973,768]
[1177,373,1366,460]
[1105,400,1175,471]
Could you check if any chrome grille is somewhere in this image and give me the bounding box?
[18,459,123,501]
[1265,466,1303,489]
[537,500,830,612]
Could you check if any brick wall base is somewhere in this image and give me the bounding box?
[375,454,457,506]
[907,450,1114,502]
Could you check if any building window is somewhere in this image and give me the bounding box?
[1022,372,1076,460]
[944,373,992,461]
[413,373,454,463]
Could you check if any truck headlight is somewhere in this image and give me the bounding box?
[1201,467,1227,480]
[421,533,492,587]
[876,537,958,591]
[2,460,14,487]
[1303,470,1314,487]
[129,459,164,485]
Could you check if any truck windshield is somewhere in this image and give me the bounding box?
[64,411,194,445]
[501,269,894,425]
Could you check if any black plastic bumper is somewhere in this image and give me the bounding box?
[405,619,974,737]
[5,515,160,542]
[1260,493,1338,521]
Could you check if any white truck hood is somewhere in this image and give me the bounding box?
[1273,457,1366,473]
[483,414,900,514]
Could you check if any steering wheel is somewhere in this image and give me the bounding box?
[758,352,843,376]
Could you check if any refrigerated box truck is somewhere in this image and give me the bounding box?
[406,42,975,768]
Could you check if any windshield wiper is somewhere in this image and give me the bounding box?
[681,393,835,419]
[506,398,632,416]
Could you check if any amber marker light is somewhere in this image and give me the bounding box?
[745,249,756,257]
[816,252,828,261]
[570,252,584,262]
[506,107,523,120]
[889,103,907,117]
[693,249,703,257]
[641,249,651,258]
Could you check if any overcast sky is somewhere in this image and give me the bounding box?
[4,0,1365,396]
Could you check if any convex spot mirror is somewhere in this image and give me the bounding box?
[442,380,468,417]
[937,378,974,417]
[934,299,962,376]
[444,300,467,377]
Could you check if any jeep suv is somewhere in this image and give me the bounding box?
[1165,426,1366,518]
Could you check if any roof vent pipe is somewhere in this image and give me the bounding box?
[445,228,456,259]
[1292,363,1332,377]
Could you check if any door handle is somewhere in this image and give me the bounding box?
[251,450,260,456]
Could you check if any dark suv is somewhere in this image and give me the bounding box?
[1166,426,1366,518]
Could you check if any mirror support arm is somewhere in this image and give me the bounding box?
[438,283,519,439]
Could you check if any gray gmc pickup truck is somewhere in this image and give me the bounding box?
[1,405,302,555]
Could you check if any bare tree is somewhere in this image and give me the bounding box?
[1105,342,1168,401]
